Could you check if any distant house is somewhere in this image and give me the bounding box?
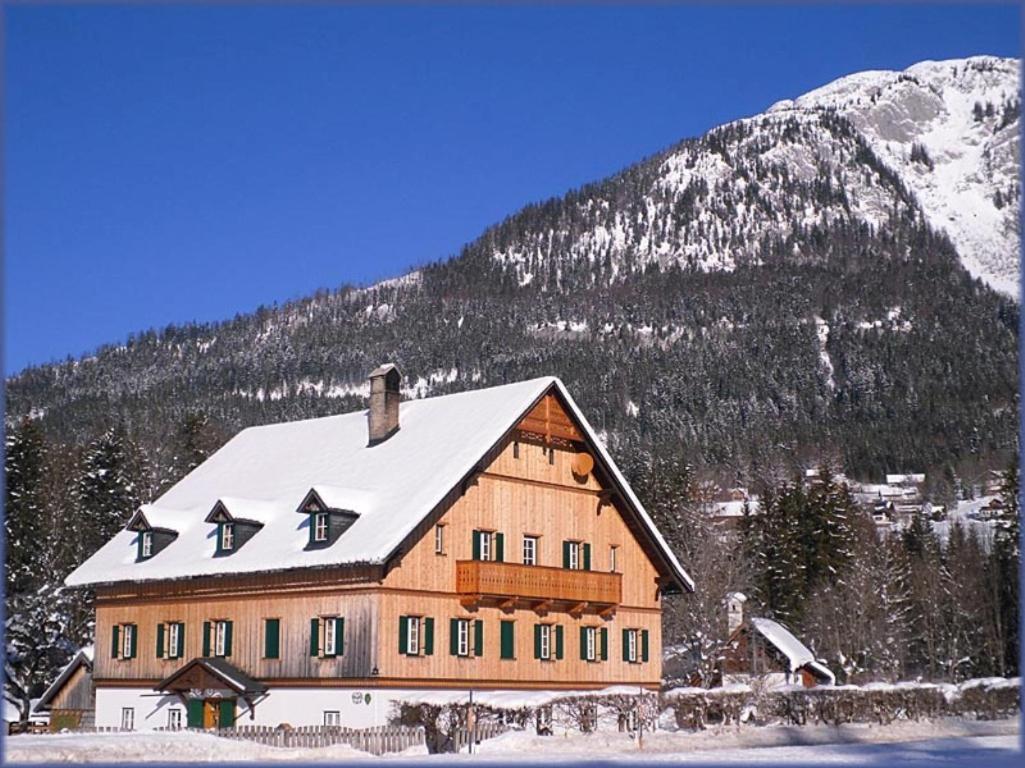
[715,593,834,688]
[33,647,95,731]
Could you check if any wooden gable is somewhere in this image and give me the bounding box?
[515,393,584,446]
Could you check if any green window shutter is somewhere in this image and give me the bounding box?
[186,700,204,728]
[473,619,484,657]
[202,622,211,657]
[579,627,588,660]
[111,625,120,659]
[336,617,345,656]
[224,621,233,657]
[178,623,186,660]
[472,530,482,560]
[641,629,649,662]
[533,624,542,659]
[623,629,630,662]
[310,618,320,657]
[450,618,460,656]
[583,543,591,571]
[601,628,608,661]
[423,617,434,656]
[217,699,235,729]
[265,619,280,659]
[500,621,514,660]
[562,541,571,569]
[555,625,564,660]
[127,624,137,659]
[495,533,504,562]
[156,623,165,658]
[398,616,409,655]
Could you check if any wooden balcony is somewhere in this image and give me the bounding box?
[455,560,622,616]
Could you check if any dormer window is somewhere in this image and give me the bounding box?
[127,508,179,563]
[141,532,153,559]
[220,523,235,552]
[297,489,360,550]
[313,513,329,543]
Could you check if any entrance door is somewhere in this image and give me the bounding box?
[203,700,217,729]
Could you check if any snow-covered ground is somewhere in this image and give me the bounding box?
[4,717,1018,763]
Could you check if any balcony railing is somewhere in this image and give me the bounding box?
[455,560,622,613]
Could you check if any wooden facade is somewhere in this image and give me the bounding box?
[89,384,681,726]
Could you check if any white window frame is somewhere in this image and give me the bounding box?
[215,620,228,657]
[168,622,181,658]
[585,626,597,662]
[221,522,235,551]
[141,532,153,558]
[568,541,580,570]
[407,616,420,655]
[167,708,182,730]
[324,711,341,727]
[610,545,618,573]
[121,624,134,659]
[627,629,638,663]
[313,513,329,543]
[539,624,551,661]
[457,618,470,657]
[324,616,337,656]
[121,707,135,730]
[435,524,445,555]
[479,531,492,562]
[523,536,537,566]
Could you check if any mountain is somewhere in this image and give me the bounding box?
[6,56,1020,493]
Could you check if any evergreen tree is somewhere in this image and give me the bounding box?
[4,420,48,595]
[74,427,141,564]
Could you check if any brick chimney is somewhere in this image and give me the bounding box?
[368,364,401,445]
[726,591,747,635]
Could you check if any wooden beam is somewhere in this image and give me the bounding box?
[568,601,588,618]
[459,595,480,609]
[599,605,617,619]
[498,598,516,612]
[532,599,552,616]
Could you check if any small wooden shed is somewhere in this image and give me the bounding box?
[33,646,95,731]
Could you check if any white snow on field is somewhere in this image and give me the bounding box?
[4,718,1017,763]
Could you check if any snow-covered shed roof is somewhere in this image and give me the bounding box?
[750,618,835,684]
[34,646,94,713]
[66,376,693,592]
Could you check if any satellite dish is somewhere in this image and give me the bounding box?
[572,451,594,477]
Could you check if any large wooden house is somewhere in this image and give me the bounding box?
[65,368,693,730]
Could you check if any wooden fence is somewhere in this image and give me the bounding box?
[207,724,425,755]
[452,720,507,752]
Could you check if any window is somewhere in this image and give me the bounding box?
[399,615,434,656]
[435,524,445,555]
[141,532,153,558]
[582,626,597,662]
[313,513,329,543]
[112,623,137,659]
[513,441,520,459]
[167,709,182,730]
[215,621,228,656]
[324,617,337,656]
[500,620,515,660]
[121,624,135,659]
[408,615,420,655]
[522,536,538,566]
[121,707,135,731]
[167,622,182,658]
[610,545,618,573]
[220,523,235,551]
[539,624,551,660]
[324,711,341,727]
[622,628,648,663]
[265,618,280,659]
[456,619,469,656]
[473,530,504,562]
[563,540,590,570]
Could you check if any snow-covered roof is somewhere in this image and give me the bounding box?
[34,646,94,713]
[750,617,833,684]
[66,376,693,592]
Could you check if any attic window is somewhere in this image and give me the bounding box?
[313,513,329,543]
[140,532,153,559]
[220,523,235,552]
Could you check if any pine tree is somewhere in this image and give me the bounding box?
[4,420,48,595]
[992,456,1020,674]
[74,427,141,565]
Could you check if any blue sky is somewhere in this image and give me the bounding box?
[4,3,1019,374]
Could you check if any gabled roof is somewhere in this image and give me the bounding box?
[33,646,94,713]
[65,376,693,591]
[155,657,267,696]
[749,617,835,685]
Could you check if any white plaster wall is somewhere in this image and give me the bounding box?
[95,687,420,730]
